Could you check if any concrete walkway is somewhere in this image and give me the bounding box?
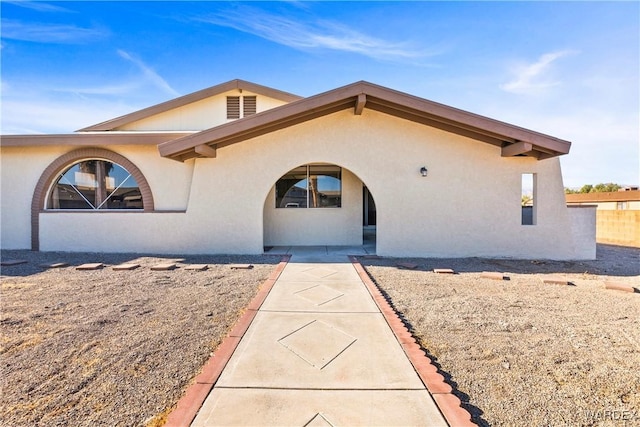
[187,247,454,426]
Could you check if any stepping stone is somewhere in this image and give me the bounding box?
[1,259,27,266]
[397,262,418,270]
[543,277,573,286]
[151,263,177,271]
[186,264,209,271]
[230,264,253,270]
[113,263,140,271]
[40,262,68,269]
[76,263,104,271]
[604,281,636,293]
[481,271,508,280]
[434,268,455,274]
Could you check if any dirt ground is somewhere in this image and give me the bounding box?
[361,244,640,427]
[1,246,638,426]
[0,251,280,427]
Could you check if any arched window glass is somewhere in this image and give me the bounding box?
[46,159,143,210]
[275,165,341,208]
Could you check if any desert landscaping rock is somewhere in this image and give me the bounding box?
[76,263,104,271]
[0,250,279,427]
[2,245,638,427]
[604,281,636,293]
[112,263,140,271]
[480,271,508,280]
[39,262,68,269]
[150,262,177,271]
[361,244,640,426]
[185,264,209,271]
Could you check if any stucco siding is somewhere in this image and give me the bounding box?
[263,169,363,246]
[116,90,289,131]
[567,206,598,257]
[1,146,69,249]
[3,108,591,258]
[0,144,194,250]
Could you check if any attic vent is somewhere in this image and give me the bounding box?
[243,96,257,116]
[227,96,240,119]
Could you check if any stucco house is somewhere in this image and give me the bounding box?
[1,79,595,259]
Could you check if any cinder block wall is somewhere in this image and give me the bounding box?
[596,210,640,247]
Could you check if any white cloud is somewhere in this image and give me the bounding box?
[500,50,577,94]
[1,97,135,134]
[4,1,75,13]
[0,19,107,44]
[117,50,180,97]
[197,7,441,62]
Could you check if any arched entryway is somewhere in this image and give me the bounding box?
[263,163,377,253]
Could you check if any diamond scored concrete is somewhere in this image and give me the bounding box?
[305,413,334,427]
[278,320,357,369]
[294,285,345,306]
[192,389,447,427]
[261,280,378,313]
[190,249,451,426]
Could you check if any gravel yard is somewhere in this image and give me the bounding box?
[361,244,640,427]
[0,251,280,427]
[2,245,638,427]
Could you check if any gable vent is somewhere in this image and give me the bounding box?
[243,96,257,116]
[227,96,240,119]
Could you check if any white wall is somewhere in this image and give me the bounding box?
[0,145,194,250]
[567,206,597,258]
[117,90,289,131]
[3,108,595,259]
[263,169,363,246]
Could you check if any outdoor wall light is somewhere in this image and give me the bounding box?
[420,166,428,177]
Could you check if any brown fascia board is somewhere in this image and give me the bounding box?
[77,79,302,132]
[566,190,640,203]
[158,83,361,160]
[1,132,193,147]
[158,81,572,161]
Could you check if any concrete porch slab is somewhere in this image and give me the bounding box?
[192,389,447,427]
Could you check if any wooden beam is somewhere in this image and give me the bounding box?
[195,144,217,158]
[354,93,366,115]
[501,141,533,157]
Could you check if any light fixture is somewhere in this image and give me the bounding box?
[420,166,428,177]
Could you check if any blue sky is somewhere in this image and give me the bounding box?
[1,1,638,187]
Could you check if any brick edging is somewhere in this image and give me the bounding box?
[349,256,476,427]
[164,255,290,427]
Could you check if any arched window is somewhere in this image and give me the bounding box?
[32,148,154,250]
[46,159,144,210]
[275,164,341,208]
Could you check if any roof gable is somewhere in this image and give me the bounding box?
[158,81,572,162]
[78,79,302,132]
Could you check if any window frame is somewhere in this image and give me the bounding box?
[46,158,145,211]
[275,164,342,209]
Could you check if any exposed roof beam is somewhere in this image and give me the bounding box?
[501,141,533,157]
[354,93,366,115]
[195,144,217,158]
